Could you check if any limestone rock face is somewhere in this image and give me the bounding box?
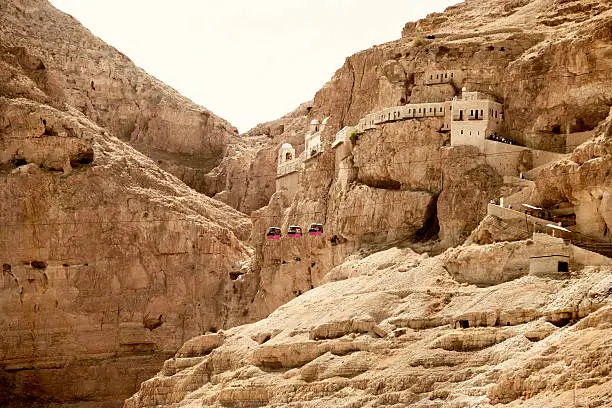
[222,0,612,328]
[126,242,612,408]
[0,42,252,406]
[0,0,239,199]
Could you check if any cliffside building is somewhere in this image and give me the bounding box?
[450,89,504,153]
[276,143,301,200]
[276,117,329,198]
[305,117,328,160]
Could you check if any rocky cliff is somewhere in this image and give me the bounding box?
[223,0,612,325]
[0,18,252,408]
[125,0,612,406]
[126,235,612,407]
[3,0,612,406]
[0,0,241,207]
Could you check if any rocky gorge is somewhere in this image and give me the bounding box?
[1,0,612,407]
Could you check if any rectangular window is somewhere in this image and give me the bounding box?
[558,261,569,273]
[461,130,463,135]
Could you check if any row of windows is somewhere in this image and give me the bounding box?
[454,108,501,121]
[408,106,445,114]
[459,130,481,136]
[429,72,455,80]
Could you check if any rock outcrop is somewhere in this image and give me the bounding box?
[0,0,239,202]
[0,24,251,408]
[126,242,612,407]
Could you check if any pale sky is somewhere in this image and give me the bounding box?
[49,0,459,132]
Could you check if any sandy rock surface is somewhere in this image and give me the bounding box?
[0,28,252,407]
[126,242,612,408]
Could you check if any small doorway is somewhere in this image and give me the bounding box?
[558,261,569,273]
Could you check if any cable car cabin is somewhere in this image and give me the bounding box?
[287,225,303,238]
[266,227,281,241]
[308,223,323,236]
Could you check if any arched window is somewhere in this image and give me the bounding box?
[286,152,292,161]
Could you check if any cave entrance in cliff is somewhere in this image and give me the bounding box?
[414,195,440,242]
[458,320,470,329]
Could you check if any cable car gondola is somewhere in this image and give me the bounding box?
[308,223,323,236]
[266,227,281,241]
[287,225,303,238]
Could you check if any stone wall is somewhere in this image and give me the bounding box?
[276,172,300,202]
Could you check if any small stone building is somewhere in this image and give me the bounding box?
[450,89,503,153]
[529,255,571,278]
[305,117,328,160]
[278,143,295,166]
[276,143,301,200]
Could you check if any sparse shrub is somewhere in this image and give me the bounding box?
[349,129,360,144]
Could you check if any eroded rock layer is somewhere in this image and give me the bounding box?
[0,30,251,408]
[126,240,612,407]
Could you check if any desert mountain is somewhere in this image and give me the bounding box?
[0,2,254,406]
[126,0,612,406]
[1,0,612,407]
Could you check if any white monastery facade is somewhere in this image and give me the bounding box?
[333,87,502,153]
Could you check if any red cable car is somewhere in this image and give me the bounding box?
[287,225,303,238]
[308,223,323,236]
[266,227,281,241]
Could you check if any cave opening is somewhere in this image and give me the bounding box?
[414,195,440,241]
[31,261,47,269]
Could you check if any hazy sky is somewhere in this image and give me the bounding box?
[49,0,458,132]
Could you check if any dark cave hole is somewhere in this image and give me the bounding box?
[552,124,562,134]
[31,261,47,269]
[415,195,440,241]
[550,318,571,328]
[43,126,58,136]
[13,158,27,167]
[70,149,94,167]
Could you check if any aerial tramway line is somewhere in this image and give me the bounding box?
[266,223,324,240]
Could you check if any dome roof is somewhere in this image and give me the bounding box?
[280,143,293,149]
[310,119,320,125]
[321,117,330,125]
